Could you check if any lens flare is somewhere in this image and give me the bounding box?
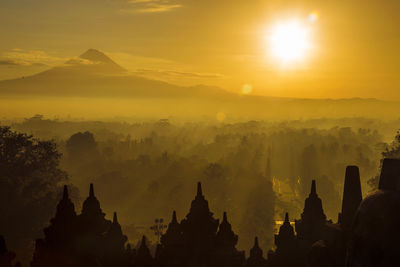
[241,84,253,95]
[216,112,226,122]
[308,11,319,23]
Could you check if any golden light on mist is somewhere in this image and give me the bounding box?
[268,20,311,64]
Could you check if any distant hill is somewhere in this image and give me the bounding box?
[1,49,400,119]
[0,49,231,98]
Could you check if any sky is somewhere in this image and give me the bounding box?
[1,0,400,99]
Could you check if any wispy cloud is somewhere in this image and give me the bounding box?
[107,52,225,83]
[0,60,20,66]
[1,49,66,66]
[134,69,224,79]
[124,0,182,13]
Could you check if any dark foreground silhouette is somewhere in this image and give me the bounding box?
[1,159,400,267]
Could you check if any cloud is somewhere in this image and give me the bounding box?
[124,0,182,13]
[1,49,65,66]
[0,60,20,66]
[134,68,224,79]
[106,52,225,82]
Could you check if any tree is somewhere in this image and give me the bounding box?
[65,131,99,164]
[368,130,400,190]
[0,126,68,263]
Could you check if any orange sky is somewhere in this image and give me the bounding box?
[1,0,400,99]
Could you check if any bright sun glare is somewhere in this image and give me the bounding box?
[269,21,311,64]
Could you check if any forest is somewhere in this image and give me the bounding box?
[2,115,399,264]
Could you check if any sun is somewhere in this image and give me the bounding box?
[269,21,311,64]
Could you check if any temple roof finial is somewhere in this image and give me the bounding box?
[172,210,177,223]
[310,180,317,196]
[284,212,289,223]
[197,182,203,196]
[89,183,95,197]
[141,235,147,246]
[223,211,227,222]
[63,185,69,199]
[254,236,259,247]
[113,212,118,224]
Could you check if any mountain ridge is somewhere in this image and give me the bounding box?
[0,49,393,103]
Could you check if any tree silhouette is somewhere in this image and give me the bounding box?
[150,218,167,244]
[368,130,400,189]
[66,131,99,164]
[0,126,67,262]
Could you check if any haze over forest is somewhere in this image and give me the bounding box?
[1,0,400,266]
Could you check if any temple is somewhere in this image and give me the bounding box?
[23,160,400,267]
[347,159,400,266]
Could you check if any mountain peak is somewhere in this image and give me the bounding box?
[79,49,116,64]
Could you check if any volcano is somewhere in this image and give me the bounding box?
[0,49,229,98]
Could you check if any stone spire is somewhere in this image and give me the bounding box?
[158,211,184,266]
[183,182,218,224]
[215,212,238,249]
[169,210,179,228]
[161,210,183,247]
[179,182,219,265]
[78,183,108,237]
[301,180,326,222]
[138,236,150,255]
[341,166,362,230]
[54,185,76,221]
[310,180,317,196]
[106,212,127,251]
[63,185,69,199]
[113,212,118,224]
[247,237,267,267]
[81,183,103,217]
[89,183,94,197]
[295,180,327,241]
[135,235,154,266]
[250,237,262,258]
[32,186,79,267]
[379,158,400,191]
[275,213,295,248]
[197,181,203,196]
